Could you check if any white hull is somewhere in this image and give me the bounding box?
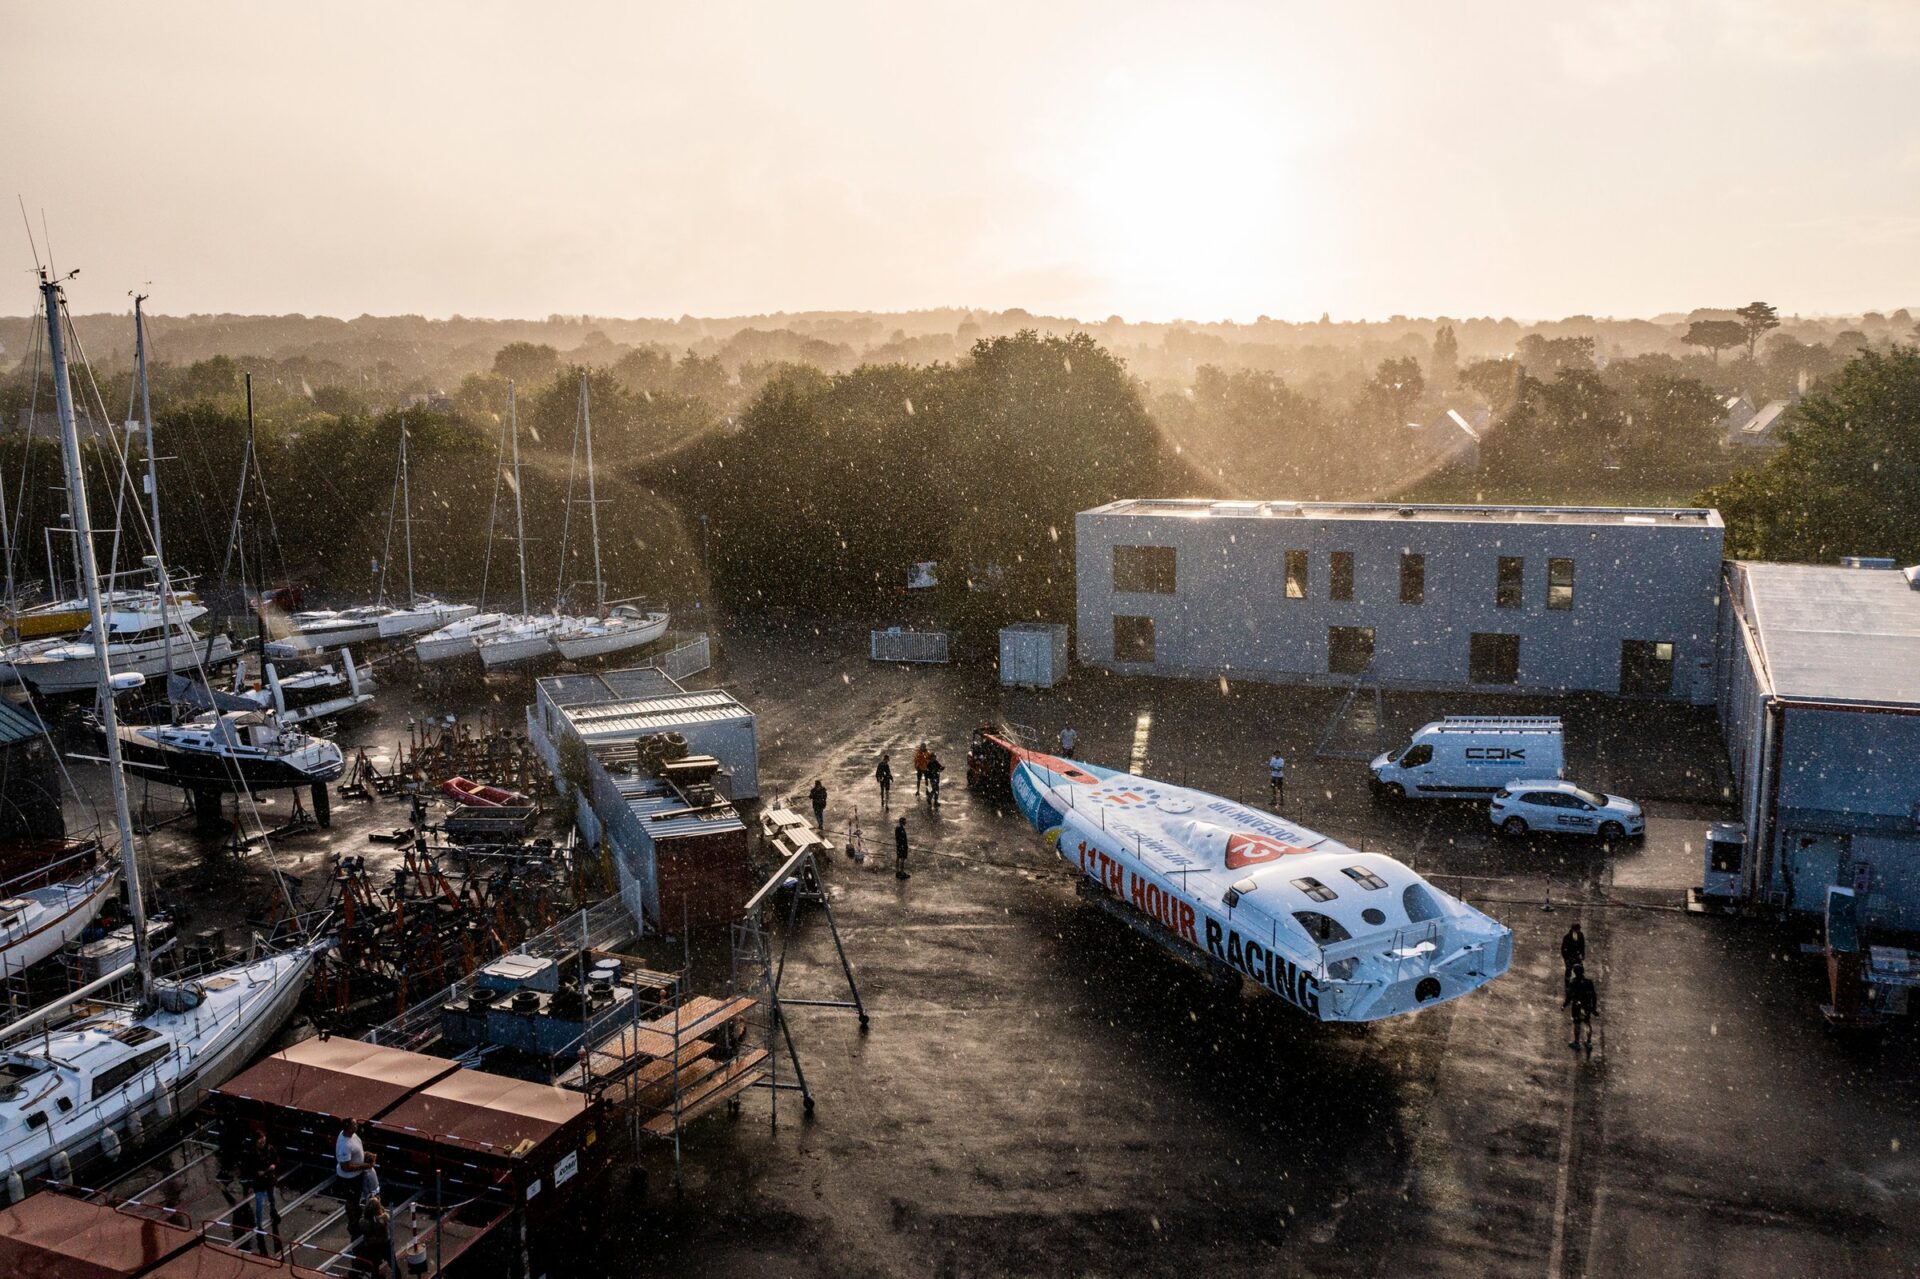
[283,619,385,648]
[377,600,477,640]
[552,611,670,661]
[0,942,320,1186]
[8,632,241,694]
[0,870,118,977]
[477,617,565,669]
[415,611,512,664]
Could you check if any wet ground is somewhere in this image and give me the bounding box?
[52,624,1920,1277]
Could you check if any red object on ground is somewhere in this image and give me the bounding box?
[0,1194,195,1279]
[439,776,529,808]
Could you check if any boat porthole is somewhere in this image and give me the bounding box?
[1362,908,1386,926]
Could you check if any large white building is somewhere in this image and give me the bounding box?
[1075,499,1725,703]
[1716,560,1920,929]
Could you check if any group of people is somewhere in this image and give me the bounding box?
[1561,923,1598,1055]
[866,743,945,812]
[808,773,914,882]
[231,1115,417,1275]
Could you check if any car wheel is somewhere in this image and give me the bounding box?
[1383,783,1405,800]
[1599,821,1625,843]
[1501,816,1528,837]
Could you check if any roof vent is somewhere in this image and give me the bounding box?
[1839,556,1896,570]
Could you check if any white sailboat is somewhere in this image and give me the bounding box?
[425,379,560,668]
[0,847,118,981]
[0,274,321,1190]
[550,374,669,662]
[271,425,476,654]
[2,599,240,695]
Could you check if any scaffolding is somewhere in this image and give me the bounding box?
[1313,676,1390,761]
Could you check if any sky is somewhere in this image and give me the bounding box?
[4,1,1918,323]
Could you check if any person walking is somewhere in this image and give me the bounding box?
[335,1117,375,1233]
[1560,924,1587,988]
[894,816,910,880]
[913,742,931,795]
[875,754,893,808]
[1059,725,1077,759]
[242,1124,281,1257]
[925,753,944,809]
[809,778,828,831]
[1267,751,1287,808]
[1563,962,1597,1054]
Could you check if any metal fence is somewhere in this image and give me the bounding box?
[869,627,950,664]
[651,632,712,682]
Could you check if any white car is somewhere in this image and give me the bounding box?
[1490,780,1643,841]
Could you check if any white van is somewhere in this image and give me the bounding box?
[1370,716,1565,800]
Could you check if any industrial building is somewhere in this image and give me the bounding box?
[1716,560,1920,929]
[527,667,758,929]
[1076,499,1725,702]
[529,667,758,800]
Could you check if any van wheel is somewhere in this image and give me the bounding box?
[1598,821,1625,843]
[1501,816,1528,837]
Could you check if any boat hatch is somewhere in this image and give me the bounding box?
[1291,877,1338,903]
[1222,876,1259,908]
[1341,866,1388,891]
[111,1025,162,1046]
[0,1059,45,1101]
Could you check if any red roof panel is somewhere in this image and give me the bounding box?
[0,1194,195,1279]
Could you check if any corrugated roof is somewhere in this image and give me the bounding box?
[0,701,44,747]
[536,666,681,709]
[1737,562,1920,705]
[611,773,745,841]
[562,688,752,741]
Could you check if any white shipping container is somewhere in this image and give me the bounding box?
[1000,623,1070,688]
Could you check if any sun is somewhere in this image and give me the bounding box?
[1065,70,1310,320]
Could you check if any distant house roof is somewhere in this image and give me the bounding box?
[0,701,43,748]
[1731,399,1793,445]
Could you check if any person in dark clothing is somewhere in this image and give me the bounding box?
[1563,962,1597,1053]
[1561,924,1586,987]
[924,754,944,809]
[875,755,893,808]
[894,817,910,880]
[241,1125,280,1256]
[809,779,828,831]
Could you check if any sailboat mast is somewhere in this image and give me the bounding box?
[134,295,174,697]
[400,417,416,605]
[42,274,151,994]
[581,374,603,614]
[508,380,530,616]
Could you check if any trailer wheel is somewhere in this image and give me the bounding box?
[1598,821,1624,843]
[1501,816,1528,837]
[311,782,332,828]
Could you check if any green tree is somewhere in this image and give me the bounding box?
[1681,319,1745,364]
[1705,346,1920,562]
[492,341,560,384]
[1431,323,1459,387]
[1735,301,1780,362]
[1364,356,1426,425]
[1515,334,1595,376]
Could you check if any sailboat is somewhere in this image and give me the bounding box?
[0,842,118,982]
[270,423,476,653]
[550,375,669,662]
[420,378,559,667]
[0,275,321,1189]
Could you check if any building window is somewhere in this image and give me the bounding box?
[1495,556,1524,609]
[1285,550,1308,600]
[1469,632,1521,684]
[1619,639,1675,697]
[1328,626,1375,675]
[1112,545,1176,594]
[1547,557,1575,610]
[1113,615,1156,663]
[1329,552,1354,601]
[1400,553,1424,605]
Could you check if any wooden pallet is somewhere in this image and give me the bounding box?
[641,1049,771,1137]
[556,1036,713,1091]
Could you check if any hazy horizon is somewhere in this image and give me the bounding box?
[6,2,1919,322]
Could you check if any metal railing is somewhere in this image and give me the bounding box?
[869,628,949,664]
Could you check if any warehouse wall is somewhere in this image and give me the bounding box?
[1077,507,1724,702]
